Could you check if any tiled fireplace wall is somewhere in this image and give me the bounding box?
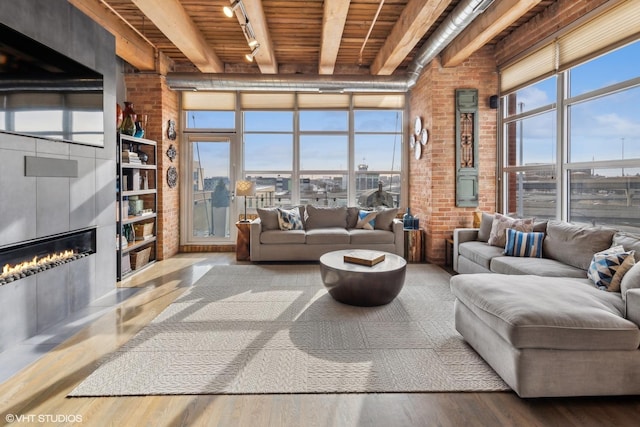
[0,0,117,351]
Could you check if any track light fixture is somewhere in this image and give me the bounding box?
[223,0,241,18]
[223,0,261,62]
[248,37,259,48]
[245,45,260,62]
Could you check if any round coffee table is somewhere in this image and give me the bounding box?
[319,250,407,306]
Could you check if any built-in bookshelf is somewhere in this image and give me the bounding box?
[116,133,157,280]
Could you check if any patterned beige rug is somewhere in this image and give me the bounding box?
[69,263,508,396]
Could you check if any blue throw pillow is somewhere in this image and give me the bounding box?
[504,229,544,258]
[356,210,377,230]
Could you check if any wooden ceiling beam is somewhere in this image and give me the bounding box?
[319,0,351,75]
[440,0,542,67]
[131,0,223,73]
[240,0,278,74]
[69,0,156,71]
[370,0,452,76]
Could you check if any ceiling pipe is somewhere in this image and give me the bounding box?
[166,0,494,92]
[168,73,409,92]
[406,0,495,88]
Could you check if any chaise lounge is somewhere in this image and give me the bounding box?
[450,214,640,397]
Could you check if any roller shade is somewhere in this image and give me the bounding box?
[501,1,640,92]
[241,93,295,109]
[557,1,640,70]
[353,94,405,108]
[297,93,350,108]
[182,92,235,110]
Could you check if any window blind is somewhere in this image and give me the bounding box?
[240,93,295,109]
[501,1,640,93]
[182,92,235,110]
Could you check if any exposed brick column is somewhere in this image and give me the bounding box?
[409,47,498,264]
[124,74,180,260]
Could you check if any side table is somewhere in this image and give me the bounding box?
[445,238,454,267]
[235,221,251,261]
[403,229,424,263]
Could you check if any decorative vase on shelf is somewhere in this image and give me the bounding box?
[134,121,144,138]
[120,102,137,136]
[403,207,414,230]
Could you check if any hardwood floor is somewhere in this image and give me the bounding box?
[1,253,639,427]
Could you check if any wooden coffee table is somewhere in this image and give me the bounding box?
[319,250,407,306]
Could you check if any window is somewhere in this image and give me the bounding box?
[241,101,405,210]
[568,86,640,163]
[501,37,640,231]
[182,92,406,217]
[185,111,235,130]
[243,111,294,208]
[354,111,403,208]
[568,168,640,230]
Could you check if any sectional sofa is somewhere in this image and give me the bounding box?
[249,205,403,261]
[450,213,640,397]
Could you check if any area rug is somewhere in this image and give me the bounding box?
[69,264,509,396]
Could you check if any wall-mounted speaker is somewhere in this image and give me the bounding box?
[489,95,498,109]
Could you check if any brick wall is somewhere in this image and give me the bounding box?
[409,46,498,264]
[124,74,180,260]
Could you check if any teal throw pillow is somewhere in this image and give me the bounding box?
[504,229,544,258]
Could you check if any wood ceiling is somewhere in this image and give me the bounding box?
[69,0,554,76]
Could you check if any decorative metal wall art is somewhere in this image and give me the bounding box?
[167,166,178,188]
[166,144,177,162]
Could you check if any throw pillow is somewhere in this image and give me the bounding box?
[612,231,640,262]
[609,255,636,292]
[304,205,347,230]
[277,207,304,231]
[356,210,377,230]
[504,229,544,258]
[487,213,535,248]
[346,207,360,229]
[543,220,617,271]
[587,245,635,291]
[374,207,398,230]
[477,212,494,242]
[621,261,640,301]
[256,207,280,231]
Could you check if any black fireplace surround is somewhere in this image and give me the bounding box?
[0,227,96,285]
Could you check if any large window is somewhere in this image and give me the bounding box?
[241,100,405,210]
[181,92,406,245]
[501,38,640,231]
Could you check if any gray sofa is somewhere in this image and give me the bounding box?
[249,205,403,262]
[450,215,640,397]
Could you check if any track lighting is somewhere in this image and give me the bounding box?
[245,45,260,62]
[224,0,262,62]
[223,0,241,18]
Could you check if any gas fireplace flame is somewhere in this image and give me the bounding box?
[1,250,76,280]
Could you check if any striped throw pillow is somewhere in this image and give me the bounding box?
[504,229,544,258]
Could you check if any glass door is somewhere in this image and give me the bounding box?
[183,135,235,244]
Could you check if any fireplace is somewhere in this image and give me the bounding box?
[0,227,96,286]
